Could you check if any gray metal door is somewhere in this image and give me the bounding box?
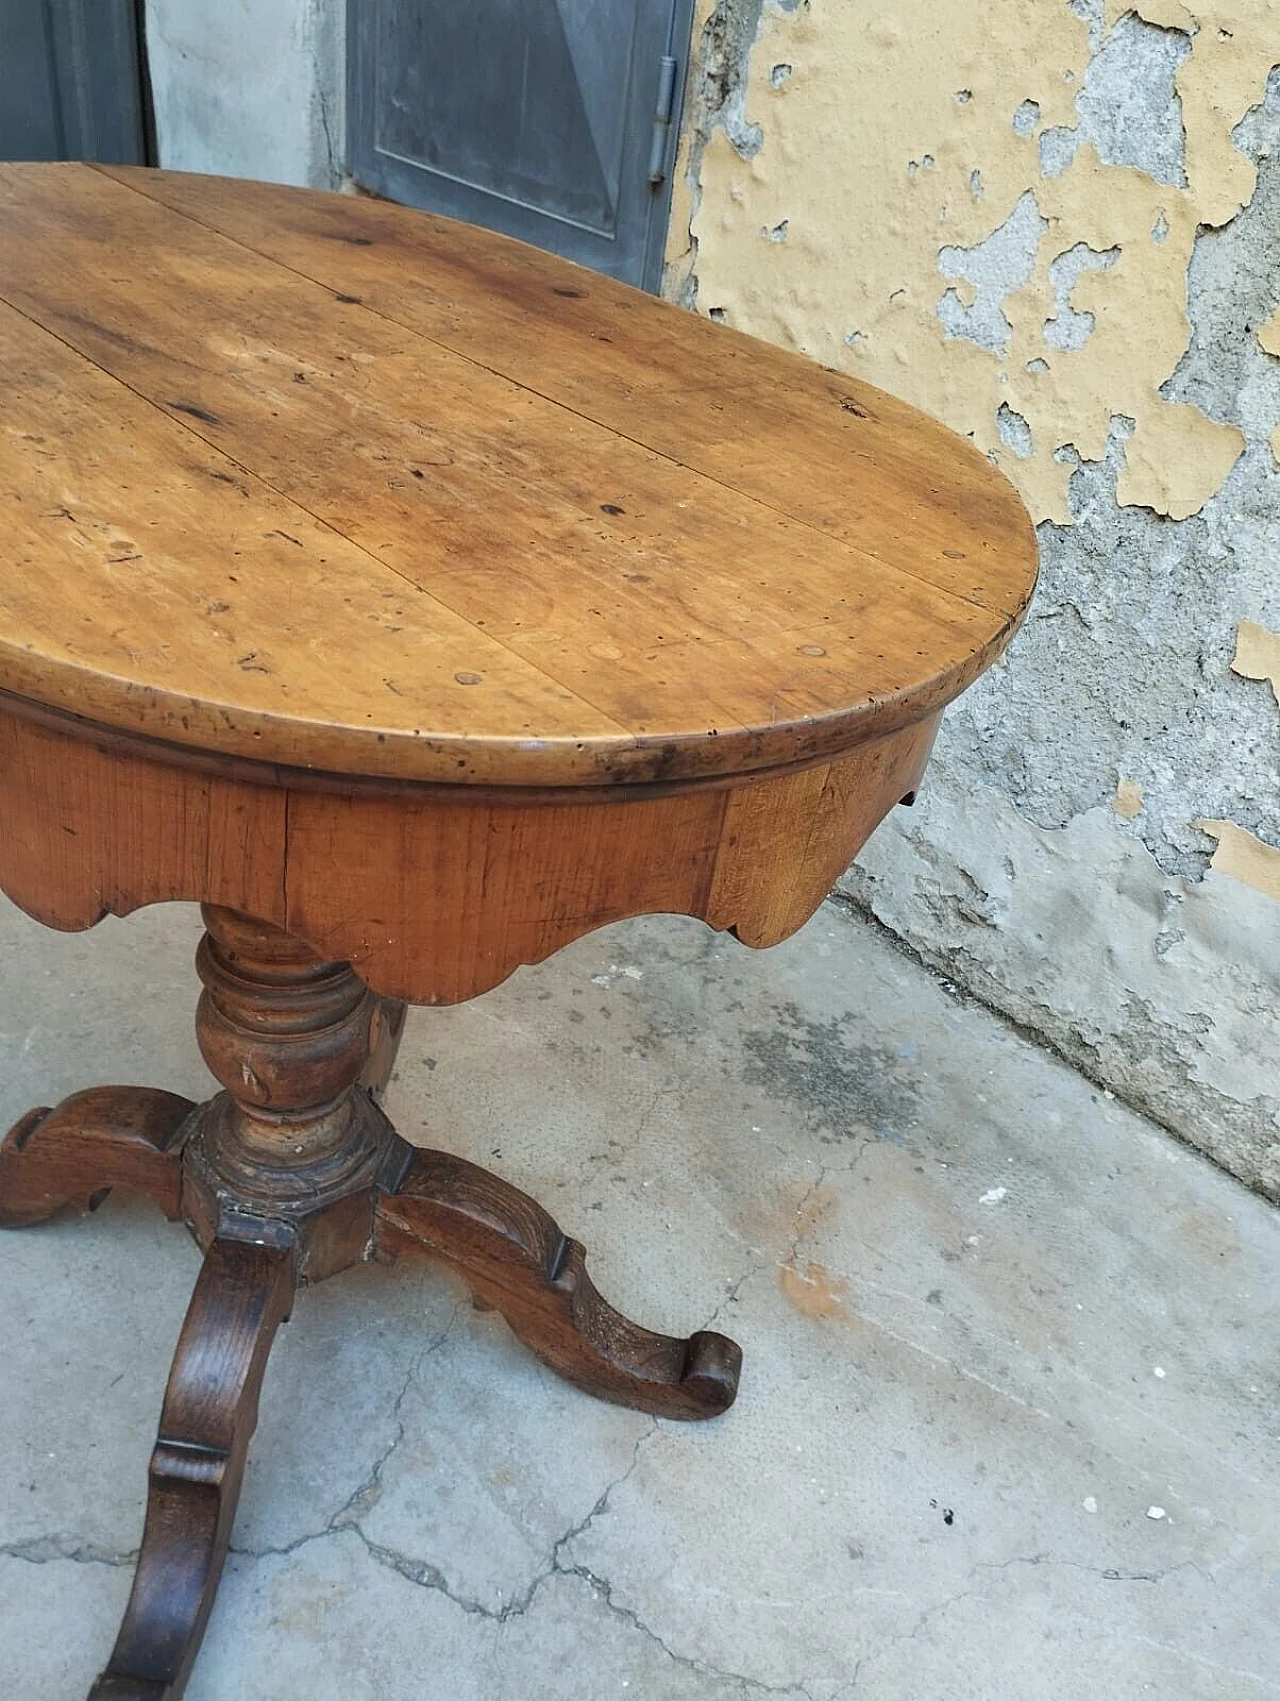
[0,0,149,163]
[348,0,693,291]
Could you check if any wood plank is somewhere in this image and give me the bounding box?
[100,164,1036,617]
[0,164,1037,787]
[0,301,646,784]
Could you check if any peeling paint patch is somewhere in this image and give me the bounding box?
[1044,243,1120,351]
[1012,99,1041,137]
[1075,11,1192,188]
[1231,621,1280,706]
[937,191,1047,355]
[996,403,1034,458]
[678,0,1268,522]
[1196,820,1280,900]
[1114,779,1145,819]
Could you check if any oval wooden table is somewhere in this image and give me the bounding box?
[0,163,1037,1700]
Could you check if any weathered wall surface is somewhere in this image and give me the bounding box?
[144,0,343,188]
[670,2,1280,1197]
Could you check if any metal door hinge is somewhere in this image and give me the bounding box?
[646,55,678,186]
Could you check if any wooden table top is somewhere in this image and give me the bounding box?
[0,163,1036,791]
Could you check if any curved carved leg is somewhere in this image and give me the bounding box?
[89,1233,296,1701]
[0,1087,196,1228]
[374,1149,742,1420]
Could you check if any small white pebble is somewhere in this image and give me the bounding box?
[1153,1366,1166,1379]
[978,1186,1007,1204]
[620,966,642,980]
[1146,1506,1166,1521]
[1082,1496,1098,1514]
[1104,1089,1115,1100]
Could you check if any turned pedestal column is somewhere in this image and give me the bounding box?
[1,904,743,1699]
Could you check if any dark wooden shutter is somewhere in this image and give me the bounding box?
[0,0,150,164]
[348,0,693,290]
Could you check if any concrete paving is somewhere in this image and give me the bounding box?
[0,893,1276,1700]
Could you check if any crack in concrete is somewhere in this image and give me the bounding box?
[345,1413,660,1624]
[980,1552,1210,1585]
[235,1393,824,1697]
[232,1301,460,1563]
[556,1562,817,1699]
[0,1309,464,1582]
[0,1534,136,1568]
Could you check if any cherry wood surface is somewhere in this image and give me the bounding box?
[0,697,937,1003]
[0,164,1036,1700]
[0,162,1035,790]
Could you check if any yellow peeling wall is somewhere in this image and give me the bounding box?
[673,0,1271,522]
[668,1,1280,1193]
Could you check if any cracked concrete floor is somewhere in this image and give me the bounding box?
[0,894,1276,1700]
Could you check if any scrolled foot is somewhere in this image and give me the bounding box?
[0,1086,196,1228]
[375,1149,742,1420]
[88,1233,295,1701]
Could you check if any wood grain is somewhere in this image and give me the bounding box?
[0,701,934,1004]
[377,1148,742,1419]
[103,165,1033,614]
[89,1235,295,1701]
[0,1087,195,1227]
[0,162,1036,789]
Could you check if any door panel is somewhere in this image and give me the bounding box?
[349,0,692,290]
[0,0,149,164]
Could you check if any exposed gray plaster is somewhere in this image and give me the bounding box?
[835,58,1280,1196]
[1044,242,1120,351]
[996,402,1034,458]
[1164,69,1280,442]
[1039,122,1080,177]
[922,425,1279,871]
[1039,13,1193,188]
[936,190,1048,354]
[1076,13,1191,187]
[1011,99,1041,137]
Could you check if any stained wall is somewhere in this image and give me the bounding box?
[143,0,344,189]
[671,2,1280,1196]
